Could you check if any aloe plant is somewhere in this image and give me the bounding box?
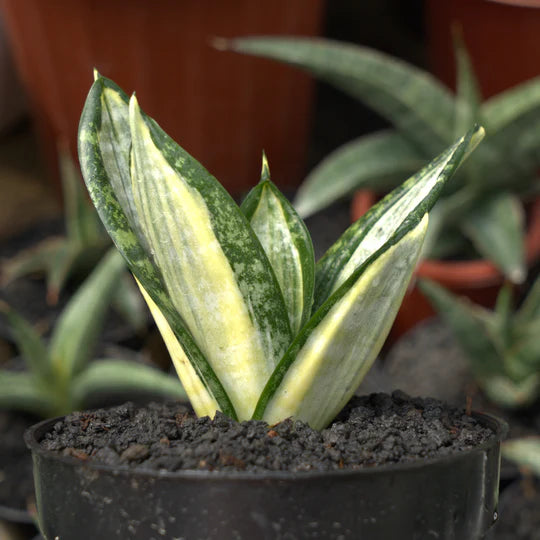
[1,146,146,332]
[78,73,482,430]
[222,36,540,284]
[420,276,540,409]
[0,248,186,418]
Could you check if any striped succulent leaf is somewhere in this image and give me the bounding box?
[253,127,484,429]
[79,75,292,421]
[241,155,315,335]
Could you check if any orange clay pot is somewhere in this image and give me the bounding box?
[0,0,325,199]
[425,0,540,99]
[351,190,540,342]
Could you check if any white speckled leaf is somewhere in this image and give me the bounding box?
[260,216,428,430]
[129,96,291,420]
[241,156,315,335]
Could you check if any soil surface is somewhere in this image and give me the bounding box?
[0,410,37,512]
[39,391,495,473]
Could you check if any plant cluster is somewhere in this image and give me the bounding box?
[78,72,482,430]
[223,36,540,284]
[0,248,185,418]
[421,276,540,409]
[1,146,145,331]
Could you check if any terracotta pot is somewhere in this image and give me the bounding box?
[351,190,540,341]
[0,0,325,199]
[425,0,540,99]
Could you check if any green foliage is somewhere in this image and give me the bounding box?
[420,276,540,409]
[0,248,186,418]
[1,147,146,331]
[78,73,482,430]
[226,36,540,283]
[502,436,540,477]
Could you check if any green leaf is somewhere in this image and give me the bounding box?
[419,279,503,380]
[502,437,540,476]
[453,30,481,139]
[314,126,485,311]
[293,131,424,218]
[78,74,236,420]
[129,95,292,421]
[58,144,104,247]
[241,155,315,335]
[111,273,147,333]
[71,358,186,409]
[461,193,526,283]
[0,302,51,381]
[226,37,456,157]
[137,281,222,418]
[258,215,428,430]
[481,78,540,188]
[49,248,125,381]
[482,374,540,409]
[516,274,540,324]
[0,371,55,416]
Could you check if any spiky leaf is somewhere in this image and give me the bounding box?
[314,126,485,311]
[0,371,54,416]
[462,193,526,283]
[129,95,292,420]
[241,155,315,334]
[226,37,455,157]
[0,302,51,381]
[71,358,186,408]
[48,248,125,381]
[78,74,236,419]
[258,216,428,430]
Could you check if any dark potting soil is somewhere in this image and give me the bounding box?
[39,391,494,473]
[0,410,37,511]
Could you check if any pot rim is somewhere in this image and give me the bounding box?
[24,410,508,482]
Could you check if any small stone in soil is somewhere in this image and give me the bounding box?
[38,391,495,473]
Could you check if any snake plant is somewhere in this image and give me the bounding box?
[0,248,186,418]
[420,276,540,409]
[1,146,146,331]
[223,36,540,284]
[78,73,482,430]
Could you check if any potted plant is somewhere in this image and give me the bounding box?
[419,275,540,410]
[222,36,540,338]
[22,74,507,539]
[0,0,325,198]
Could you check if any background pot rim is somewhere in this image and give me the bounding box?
[24,410,508,482]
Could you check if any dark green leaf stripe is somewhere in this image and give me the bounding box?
[78,75,237,419]
[253,125,484,419]
[313,126,482,312]
[143,112,293,367]
[241,166,315,335]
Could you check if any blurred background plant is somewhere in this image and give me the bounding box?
[227,35,540,284]
[0,248,185,418]
[420,276,540,410]
[1,147,147,336]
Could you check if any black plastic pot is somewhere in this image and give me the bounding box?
[26,412,506,540]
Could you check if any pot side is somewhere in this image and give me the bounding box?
[26,412,506,540]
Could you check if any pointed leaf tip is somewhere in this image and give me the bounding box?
[260,152,271,183]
